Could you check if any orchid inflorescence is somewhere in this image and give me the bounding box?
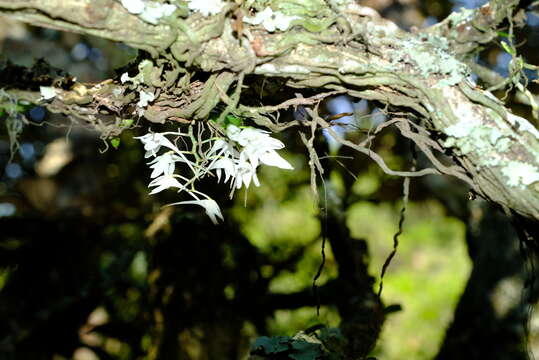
[135,123,293,224]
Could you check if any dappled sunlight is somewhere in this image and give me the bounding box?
[348,199,470,359]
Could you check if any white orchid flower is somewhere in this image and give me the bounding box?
[236,127,284,150]
[226,125,294,171]
[135,133,180,158]
[148,152,183,178]
[171,198,224,224]
[258,150,294,169]
[233,160,260,190]
[136,124,293,224]
[226,125,243,143]
[208,138,237,157]
[209,157,237,183]
[148,175,185,195]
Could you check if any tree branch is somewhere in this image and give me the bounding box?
[1,0,538,220]
[0,0,176,55]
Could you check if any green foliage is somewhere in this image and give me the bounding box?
[110,137,121,149]
[210,113,243,128]
[0,90,33,160]
[250,328,347,360]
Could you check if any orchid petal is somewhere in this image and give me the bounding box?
[259,151,293,170]
[172,199,224,224]
[148,175,184,194]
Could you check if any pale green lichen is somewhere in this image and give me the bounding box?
[445,118,480,138]
[501,161,539,188]
[443,113,514,169]
[394,34,468,87]
[445,8,475,26]
[495,137,512,152]
[506,112,539,139]
[120,60,154,86]
[445,122,511,154]
[442,94,518,164]
[243,0,336,33]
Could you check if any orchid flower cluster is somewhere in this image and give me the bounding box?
[135,124,293,224]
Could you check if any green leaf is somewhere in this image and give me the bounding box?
[111,138,121,149]
[497,31,510,38]
[225,114,242,126]
[251,336,290,354]
[501,41,516,55]
[121,118,134,127]
[290,340,325,360]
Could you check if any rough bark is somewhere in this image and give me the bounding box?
[0,0,538,220]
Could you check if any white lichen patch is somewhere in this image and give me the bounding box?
[140,2,175,24]
[186,0,226,16]
[120,72,130,84]
[280,65,311,74]
[254,63,310,74]
[445,118,480,138]
[254,63,278,74]
[501,161,539,188]
[243,7,299,32]
[506,112,539,139]
[444,120,513,166]
[444,7,474,27]
[137,90,155,108]
[442,90,516,167]
[121,0,145,14]
[121,60,153,85]
[120,0,176,24]
[39,86,56,100]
